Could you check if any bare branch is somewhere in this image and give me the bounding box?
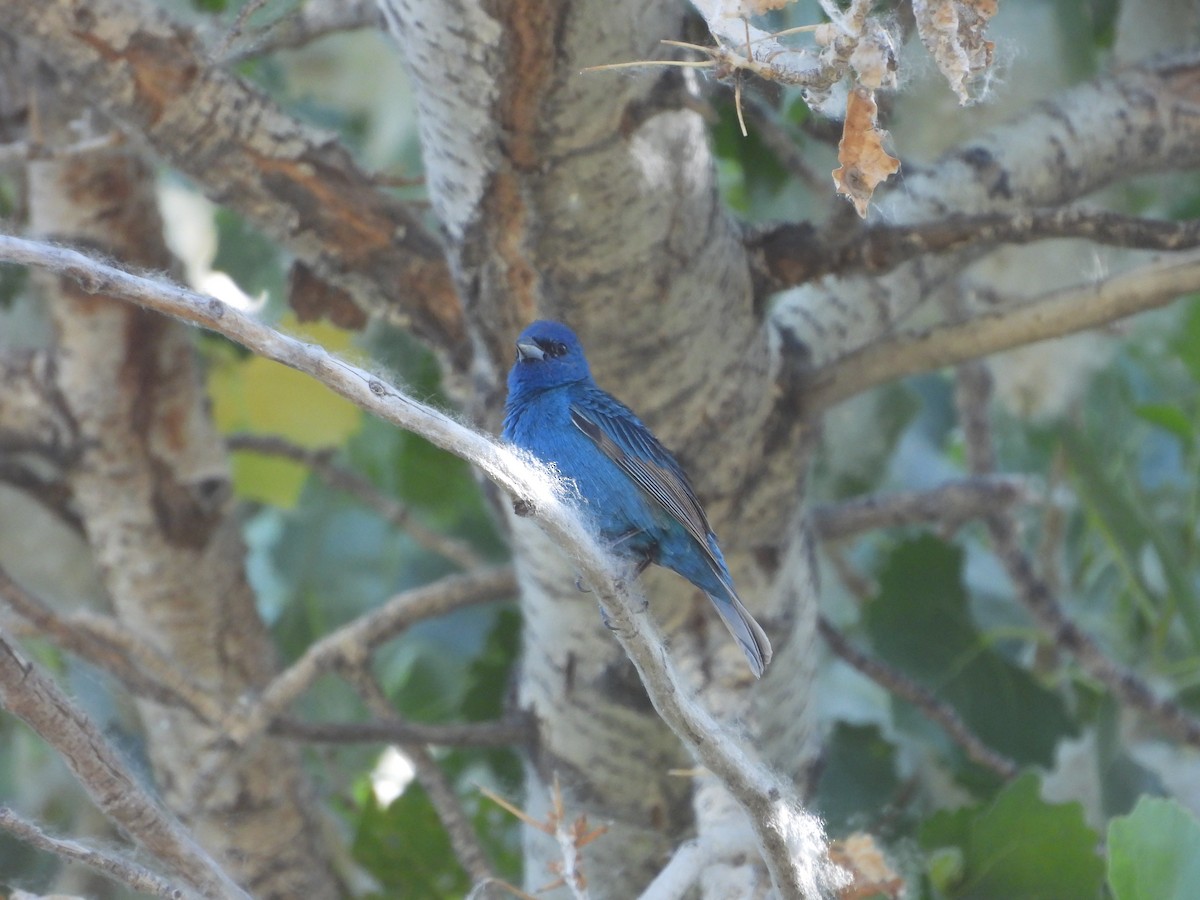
[411,743,497,886]
[0,564,223,722]
[0,349,77,463]
[223,0,383,63]
[0,806,182,900]
[270,714,533,748]
[210,0,271,60]
[228,433,484,571]
[0,0,464,359]
[772,52,1200,370]
[0,624,249,900]
[215,567,516,757]
[804,248,1200,413]
[0,461,82,533]
[481,775,606,900]
[639,837,705,900]
[685,0,885,107]
[0,235,846,899]
[810,476,1030,542]
[817,616,1019,780]
[749,209,1200,293]
[954,363,1200,750]
[344,664,496,886]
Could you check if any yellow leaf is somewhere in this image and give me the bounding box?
[208,316,363,507]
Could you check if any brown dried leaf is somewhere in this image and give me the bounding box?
[832,86,900,218]
[913,0,998,103]
[829,832,905,899]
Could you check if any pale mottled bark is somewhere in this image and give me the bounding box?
[26,87,338,897]
[776,53,1200,368]
[380,1,824,894]
[0,627,246,900]
[0,0,463,361]
[9,0,1200,896]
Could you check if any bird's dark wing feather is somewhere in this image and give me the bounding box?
[570,398,725,576]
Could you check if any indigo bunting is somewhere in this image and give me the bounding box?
[503,320,772,678]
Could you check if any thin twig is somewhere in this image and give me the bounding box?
[223,0,383,63]
[818,616,1019,780]
[804,248,1200,413]
[0,564,223,722]
[227,433,484,571]
[270,713,533,748]
[0,806,183,900]
[343,664,496,886]
[211,0,271,62]
[953,363,1200,749]
[216,566,515,752]
[0,460,83,533]
[809,476,1030,541]
[0,235,844,898]
[750,209,1200,293]
[822,542,876,602]
[0,627,248,900]
[479,775,605,900]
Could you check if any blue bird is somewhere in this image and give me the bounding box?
[502,320,772,678]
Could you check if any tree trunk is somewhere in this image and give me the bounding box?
[26,71,339,899]
[380,1,822,893]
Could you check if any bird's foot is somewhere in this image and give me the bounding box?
[574,575,591,594]
[512,498,534,517]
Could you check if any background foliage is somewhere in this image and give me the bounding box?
[3,0,1200,897]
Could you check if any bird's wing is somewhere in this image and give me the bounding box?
[569,398,727,580]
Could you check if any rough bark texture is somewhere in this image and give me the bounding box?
[774,53,1200,368]
[5,0,1200,895]
[0,0,464,363]
[380,1,822,894]
[26,78,339,898]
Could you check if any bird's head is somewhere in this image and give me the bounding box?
[507,320,593,392]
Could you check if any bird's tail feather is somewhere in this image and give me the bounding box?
[709,590,772,678]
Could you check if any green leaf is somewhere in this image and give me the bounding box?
[353,787,470,897]
[865,536,1074,767]
[1134,403,1195,448]
[462,608,520,722]
[710,96,800,219]
[1170,296,1200,385]
[813,723,900,833]
[1064,428,1200,649]
[921,773,1103,899]
[1108,796,1200,900]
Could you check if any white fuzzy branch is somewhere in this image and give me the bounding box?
[0,625,248,900]
[0,806,181,900]
[0,235,842,898]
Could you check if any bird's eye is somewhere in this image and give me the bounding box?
[547,341,568,358]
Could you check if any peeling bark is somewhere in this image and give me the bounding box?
[774,52,1200,368]
[0,0,464,364]
[381,1,823,894]
[26,80,339,898]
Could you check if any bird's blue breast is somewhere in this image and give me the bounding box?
[504,384,674,557]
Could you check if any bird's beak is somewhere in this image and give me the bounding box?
[515,339,545,362]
